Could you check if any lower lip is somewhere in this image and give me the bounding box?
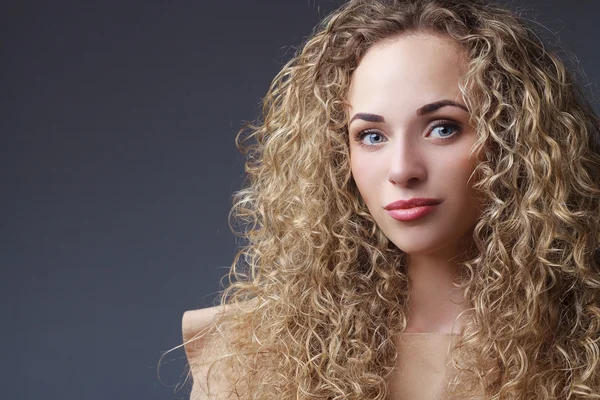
[386,205,439,221]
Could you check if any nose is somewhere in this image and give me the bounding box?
[386,136,427,187]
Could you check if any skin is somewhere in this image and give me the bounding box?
[347,33,484,333]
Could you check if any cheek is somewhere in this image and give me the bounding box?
[441,144,478,187]
[350,154,378,202]
[453,158,475,185]
[451,155,484,212]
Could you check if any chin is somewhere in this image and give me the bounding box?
[389,239,446,256]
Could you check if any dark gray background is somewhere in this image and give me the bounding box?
[3,1,599,399]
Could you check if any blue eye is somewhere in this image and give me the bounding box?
[429,122,461,139]
[356,129,386,146]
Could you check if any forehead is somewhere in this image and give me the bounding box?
[347,33,468,115]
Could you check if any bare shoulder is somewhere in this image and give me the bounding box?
[182,304,236,399]
[182,305,224,346]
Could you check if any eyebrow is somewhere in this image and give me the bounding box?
[416,99,469,116]
[348,99,469,125]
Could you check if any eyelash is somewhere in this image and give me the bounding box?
[353,120,461,148]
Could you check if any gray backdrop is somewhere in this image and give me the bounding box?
[3,1,599,399]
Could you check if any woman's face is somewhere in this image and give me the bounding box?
[347,33,483,257]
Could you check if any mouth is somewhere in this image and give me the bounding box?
[383,198,443,210]
[383,198,443,222]
[385,204,440,222]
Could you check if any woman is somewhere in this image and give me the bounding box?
[179,0,600,398]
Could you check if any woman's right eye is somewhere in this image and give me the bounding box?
[354,129,386,147]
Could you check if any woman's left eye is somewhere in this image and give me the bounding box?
[429,121,461,140]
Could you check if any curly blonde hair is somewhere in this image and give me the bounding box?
[187,0,600,398]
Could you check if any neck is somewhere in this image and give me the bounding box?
[403,250,468,334]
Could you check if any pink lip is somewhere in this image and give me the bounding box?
[384,198,443,222]
[386,205,438,221]
[384,198,443,210]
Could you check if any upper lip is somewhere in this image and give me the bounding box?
[384,198,443,210]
